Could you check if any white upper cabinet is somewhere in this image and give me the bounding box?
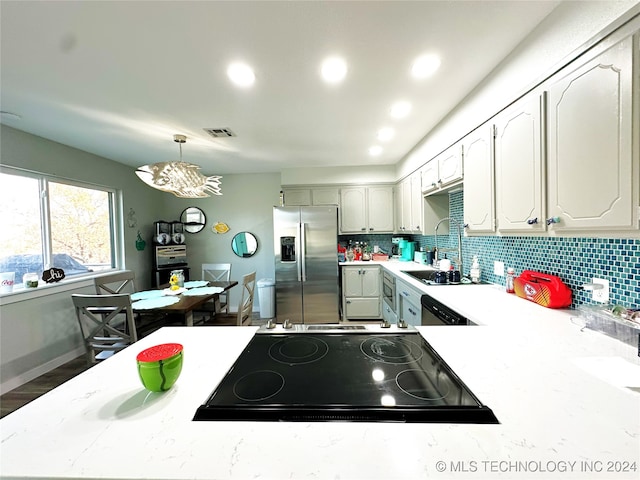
[396,172,423,233]
[340,186,394,234]
[283,187,339,206]
[494,94,545,233]
[409,172,423,232]
[546,35,637,232]
[462,126,495,234]
[311,188,339,205]
[282,188,311,206]
[421,145,463,195]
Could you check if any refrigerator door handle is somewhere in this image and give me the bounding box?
[300,222,307,282]
[296,224,302,282]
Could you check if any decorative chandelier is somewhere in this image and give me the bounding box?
[135,134,222,198]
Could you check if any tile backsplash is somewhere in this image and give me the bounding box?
[340,190,639,309]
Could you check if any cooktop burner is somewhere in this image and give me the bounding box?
[194,328,498,424]
[269,336,329,365]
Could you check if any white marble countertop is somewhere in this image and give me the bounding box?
[1,275,639,479]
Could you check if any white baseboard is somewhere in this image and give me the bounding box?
[0,346,85,396]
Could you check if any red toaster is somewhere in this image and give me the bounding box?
[513,270,572,308]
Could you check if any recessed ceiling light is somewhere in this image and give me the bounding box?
[390,101,412,119]
[369,145,383,156]
[377,127,395,142]
[411,53,441,79]
[227,62,255,88]
[321,57,348,84]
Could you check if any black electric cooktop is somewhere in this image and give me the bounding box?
[193,325,498,423]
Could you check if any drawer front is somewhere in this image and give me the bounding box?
[345,297,380,318]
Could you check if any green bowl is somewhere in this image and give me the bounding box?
[136,343,183,392]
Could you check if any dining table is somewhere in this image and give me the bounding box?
[130,280,238,327]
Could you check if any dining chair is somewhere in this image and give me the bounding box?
[71,293,138,365]
[94,270,137,295]
[207,271,256,326]
[197,263,232,321]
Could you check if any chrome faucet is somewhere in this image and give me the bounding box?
[434,217,463,275]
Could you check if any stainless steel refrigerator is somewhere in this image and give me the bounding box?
[273,206,339,324]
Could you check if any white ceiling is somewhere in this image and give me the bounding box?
[1,1,561,175]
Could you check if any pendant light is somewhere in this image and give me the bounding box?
[136,134,222,197]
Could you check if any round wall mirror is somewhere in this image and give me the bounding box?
[231,232,258,257]
[180,207,206,234]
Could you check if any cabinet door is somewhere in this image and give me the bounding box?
[400,298,421,326]
[495,95,545,232]
[339,187,367,233]
[438,145,463,188]
[463,126,495,234]
[421,160,439,194]
[382,300,398,324]
[312,188,339,205]
[399,178,411,232]
[409,171,423,232]
[367,186,394,233]
[283,189,311,206]
[394,181,405,232]
[342,267,363,297]
[547,36,636,231]
[360,266,380,297]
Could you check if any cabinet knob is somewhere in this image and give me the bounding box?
[361,227,366,231]
[346,300,351,304]
[463,223,469,229]
[369,228,374,231]
[527,217,539,225]
[546,216,561,225]
[431,182,437,188]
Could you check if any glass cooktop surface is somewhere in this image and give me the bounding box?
[193,332,498,423]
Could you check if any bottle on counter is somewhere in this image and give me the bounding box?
[470,255,481,283]
[506,267,515,293]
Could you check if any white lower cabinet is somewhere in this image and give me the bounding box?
[396,279,422,327]
[382,299,397,325]
[342,265,381,320]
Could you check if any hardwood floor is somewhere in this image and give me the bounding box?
[0,355,90,418]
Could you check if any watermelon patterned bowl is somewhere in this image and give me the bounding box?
[136,343,183,392]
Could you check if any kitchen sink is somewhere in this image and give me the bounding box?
[401,270,485,285]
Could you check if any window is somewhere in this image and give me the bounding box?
[0,167,120,286]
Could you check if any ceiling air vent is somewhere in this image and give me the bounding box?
[204,128,236,138]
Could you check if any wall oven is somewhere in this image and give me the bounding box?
[382,270,396,311]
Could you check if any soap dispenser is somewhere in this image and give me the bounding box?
[470,256,481,283]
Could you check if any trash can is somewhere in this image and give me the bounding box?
[257,278,276,319]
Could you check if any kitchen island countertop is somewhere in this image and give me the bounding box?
[1,287,638,479]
